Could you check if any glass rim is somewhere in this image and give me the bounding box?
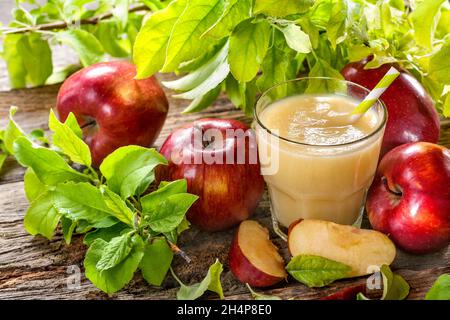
[254,76,388,148]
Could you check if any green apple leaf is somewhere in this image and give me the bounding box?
[13,137,89,185]
[4,106,26,154]
[53,182,117,228]
[429,36,450,84]
[286,255,352,288]
[16,33,53,86]
[48,110,92,167]
[254,0,314,17]
[24,191,61,240]
[100,146,167,199]
[356,292,370,300]
[203,0,252,40]
[246,284,282,300]
[97,20,130,58]
[99,186,134,226]
[141,179,188,211]
[24,168,46,202]
[2,34,27,89]
[63,112,83,139]
[61,216,77,245]
[133,0,188,78]
[174,259,224,300]
[142,193,198,233]
[162,40,229,92]
[56,29,105,67]
[182,85,222,113]
[96,232,133,271]
[83,223,130,246]
[411,0,446,49]
[140,237,174,286]
[326,0,347,48]
[380,265,410,300]
[279,23,312,53]
[84,236,144,295]
[162,0,226,72]
[425,274,450,300]
[228,19,271,82]
[0,154,6,172]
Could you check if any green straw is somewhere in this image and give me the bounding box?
[352,66,400,114]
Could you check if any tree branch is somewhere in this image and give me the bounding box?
[2,4,149,35]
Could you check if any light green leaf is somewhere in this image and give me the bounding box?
[0,154,6,172]
[24,191,61,240]
[100,185,134,226]
[182,85,222,113]
[411,0,446,49]
[97,20,130,57]
[162,40,229,92]
[175,259,224,300]
[24,168,46,202]
[425,274,450,300]
[53,182,117,228]
[4,106,26,154]
[228,19,271,82]
[16,33,53,86]
[254,0,314,17]
[326,0,347,48]
[64,113,83,139]
[84,236,144,294]
[13,137,89,185]
[429,36,450,84]
[61,216,77,245]
[162,0,226,72]
[111,0,130,30]
[306,58,344,93]
[143,193,198,233]
[96,233,133,271]
[56,29,105,67]
[100,146,167,199]
[141,179,187,210]
[133,0,188,78]
[381,265,410,300]
[286,255,352,288]
[246,284,282,300]
[140,237,174,286]
[48,110,91,166]
[443,93,450,118]
[84,223,130,246]
[279,23,312,54]
[203,0,252,39]
[356,292,370,300]
[2,34,27,88]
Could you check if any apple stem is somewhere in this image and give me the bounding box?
[167,239,192,264]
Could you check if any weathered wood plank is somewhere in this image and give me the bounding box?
[1,76,450,300]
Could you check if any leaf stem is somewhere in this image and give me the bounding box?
[2,4,150,35]
[170,267,185,286]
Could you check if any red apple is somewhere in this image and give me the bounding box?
[319,284,366,300]
[342,57,440,157]
[56,61,169,166]
[229,220,286,287]
[157,118,265,231]
[366,142,450,254]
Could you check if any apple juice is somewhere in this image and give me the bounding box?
[255,94,386,227]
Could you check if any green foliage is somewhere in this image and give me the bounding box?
[4,107,202,295]
[0,0,161,88]
[132,0,449,116]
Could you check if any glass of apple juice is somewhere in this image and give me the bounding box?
[254,77,387,240]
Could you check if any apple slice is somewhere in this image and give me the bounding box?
[288,219,396,277]
[229,220,287,287]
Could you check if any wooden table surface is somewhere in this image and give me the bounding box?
[0,3,449,300]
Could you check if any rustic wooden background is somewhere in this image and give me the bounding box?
[0,1,449,300]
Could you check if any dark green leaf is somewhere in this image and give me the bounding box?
[61,216,77,244]
[83,223,130,246]
[96,232,133,271]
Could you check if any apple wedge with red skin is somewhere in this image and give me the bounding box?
[57,61,169,167]
[319,284,366,300]
[157,118,265,231]
[342,57,440,158]
[229,220,287,287]
[366,142,450,254]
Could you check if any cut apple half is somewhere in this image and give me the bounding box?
[229,220,287,287]
[288,219,396,277]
